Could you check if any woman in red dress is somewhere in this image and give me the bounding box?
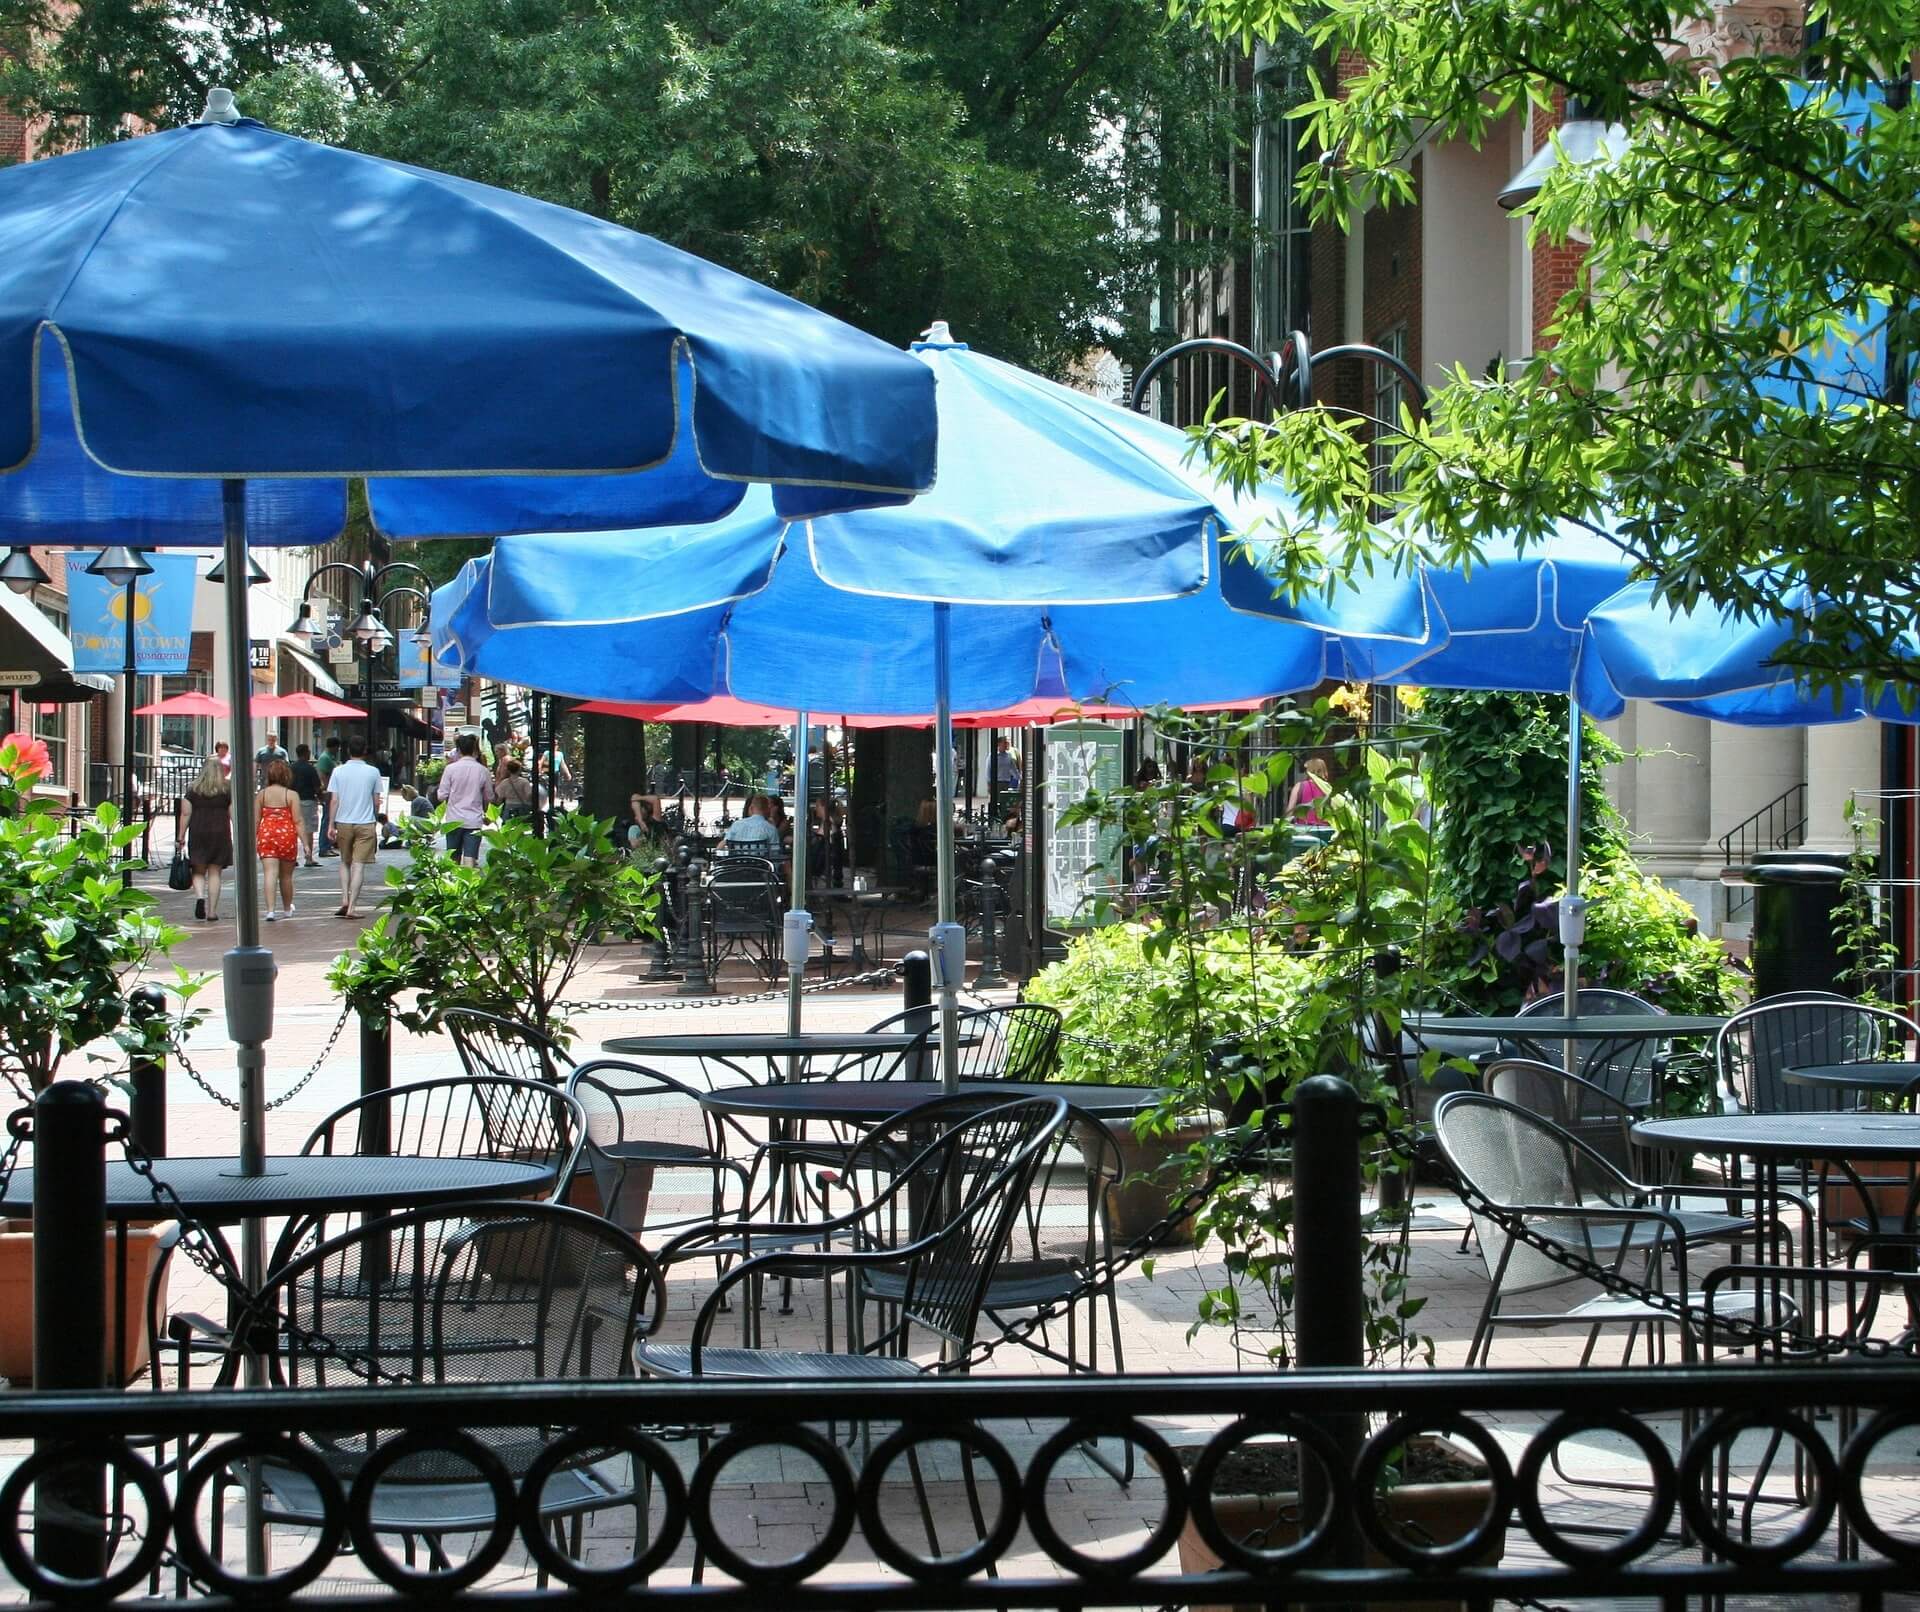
[255,758,302,921]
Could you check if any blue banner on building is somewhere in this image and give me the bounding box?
[398,630,461,690]
[66,551,197,674]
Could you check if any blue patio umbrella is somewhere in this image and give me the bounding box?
[435,325,1352,1088]
[0,91,938,1260]
[1573,580,1920,725]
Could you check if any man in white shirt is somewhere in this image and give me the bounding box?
[326,735,385,918]
[723,794,782,856]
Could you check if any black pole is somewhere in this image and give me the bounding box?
[359,1009,392,1156]
[530,692,545,838]
[975,854,1008,990]
[1292,1073,1365,1587]
[901,949,932,1081]
[362,626,376,754]
[676,850,712,995]
[648,856,677,978]
[126,984,168,1158]
[33,1081,108,1578]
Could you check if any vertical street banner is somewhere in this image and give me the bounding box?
[398,631,461,689]
[66,551,196,673]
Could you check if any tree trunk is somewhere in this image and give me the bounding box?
[581,713,647,820]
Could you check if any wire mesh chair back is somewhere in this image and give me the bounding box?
[836,1095,1067,1359]
[1716,995,1914,1114]
[953,1003,1063,1081]
[244,1202,663,1483]
[706,858,782,979]
[1484,1057,1637,1177]
[566,1060,757,1236]
[443,1006,573,1086]
[1518,988,1664,1107]
[1434,1091,1645,1297]
[301,1075,584,1203]
[810,1004,937,1083]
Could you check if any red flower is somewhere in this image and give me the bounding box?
[0,730,51,784]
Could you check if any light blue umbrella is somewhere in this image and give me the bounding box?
[0,88,939,1332]
[436,326,1353,1088]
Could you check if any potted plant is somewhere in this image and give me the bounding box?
[329,805,659,1216]
[0,732,205,1384]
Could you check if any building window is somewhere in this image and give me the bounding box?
[1372,324,1409,493]
[32,599,70,786]
[1252,53,1313,359]
[159,671,212,759]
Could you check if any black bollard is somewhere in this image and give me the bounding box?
[975,854,1008,991]
[33,1081,108,1579]
[648,857,677,978]
[1292,1074,1365,1592]
[126,984,168,1159]
[900,950,932,1082]
[359,1009,392,1156]
[676,853,712,995]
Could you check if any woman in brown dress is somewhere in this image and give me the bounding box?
[176,755,233,923]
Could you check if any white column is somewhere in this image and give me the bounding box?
[1615,703,1716,925]
[1709,722,1804,858]
[1803,720,1882,856]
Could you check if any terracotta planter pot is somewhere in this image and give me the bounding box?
[1175,1437,1505,1612]
[1103,1114,1212,1250]
[0,1221,172,1387]
[1817,1156,1918,1229]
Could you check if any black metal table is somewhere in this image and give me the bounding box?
[1786,1063,1920,1098]
[602,1030,954,1085]
[702,1080,1166,1123]
[803,886,898,967]
[1411,1013,1728,1041]
[0,1153,556,1222]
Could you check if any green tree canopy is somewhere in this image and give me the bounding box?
[1181,0,1920,695]
[1,0,1252,375]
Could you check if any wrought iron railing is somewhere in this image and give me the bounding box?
[1719,779,1809,923]
[5,1365,1919,1605]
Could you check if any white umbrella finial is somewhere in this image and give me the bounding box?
[922,320,954,345]
[197,88,241,125]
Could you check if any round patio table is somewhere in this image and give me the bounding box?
[702,1080,1166,1124]
[1410,1013,1727,1041]
[0,1153,556,1223]
[602,1029,965,1086]
[1785,1063,1920,1098]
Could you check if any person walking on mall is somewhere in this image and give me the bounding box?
[176,756,232,924]
[326,735,384,919]
[289,742,323,866]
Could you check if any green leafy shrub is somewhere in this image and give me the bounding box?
[330,807,658,1058]
[0,733,203,1097]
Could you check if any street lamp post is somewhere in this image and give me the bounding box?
[289,559,432,756]
[85,546,155,886]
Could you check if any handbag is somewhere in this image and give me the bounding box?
[167,853,194,892]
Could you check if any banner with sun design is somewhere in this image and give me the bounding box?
[66,551,197,674]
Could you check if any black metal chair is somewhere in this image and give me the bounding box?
[950,1002,1062,1081]
[196,1202,664,1586]
[1433,1091,1784,1369]
[443,1005,574,1086]
[705,857,782,982]
[634,1096,1065,1571]
[300,1073,583,1190]
[1715,994,1916,1115]
[567,1059,769,1240]
[1515,987,1672,1109]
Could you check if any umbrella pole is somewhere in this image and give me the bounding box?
[220,480,272,1578]
[932,605,962,1095]
[1562,697,1585,1076]
[786,712,810,1074]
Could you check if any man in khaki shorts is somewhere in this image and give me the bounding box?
[326,734,384,918]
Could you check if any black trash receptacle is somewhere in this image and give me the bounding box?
[1723,849,1851,1000]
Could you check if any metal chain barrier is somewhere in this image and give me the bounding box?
[557,960,903,1015]
[167,1000,354,1114]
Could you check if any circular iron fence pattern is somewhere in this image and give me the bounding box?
[172,1435,348,1601]
[1676,1407,1840,1566]
[345,1429,518,1596]
[1022,1417,1186,1582]
[1185,1414,1348,1573]
[856,1421,1022,1582]
[1839,1409,1920,1567]
[0,1437,171,1605]
[516,1430,688,1589]
[688,1423,856,1588]
[1352,1411,1514,1572]
[1513,1409,1677,1569]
